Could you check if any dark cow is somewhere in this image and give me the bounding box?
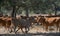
[28,16,38,25]
[12,17,32,33]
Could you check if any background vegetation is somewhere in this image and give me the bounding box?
[0,0,60,17]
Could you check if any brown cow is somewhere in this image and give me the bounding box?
[5,16,12,32]
[38,16,60,31]
[54,18,60,31]
[38,16,46,30]
[0,18,6,27]
[45,17,60,31]
[0,16,12,32]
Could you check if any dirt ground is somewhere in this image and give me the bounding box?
[0,25,60,36]
[0,25,59,34]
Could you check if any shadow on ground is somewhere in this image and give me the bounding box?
[0,32,60,36]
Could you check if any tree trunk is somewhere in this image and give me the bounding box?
[55,5,57,16]
[53,2,57,15]
[0,6,3,16]
[55,9,57,15]
[11,6,16,18]
[26,7,29,17]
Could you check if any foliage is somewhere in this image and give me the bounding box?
[0,0,60,16]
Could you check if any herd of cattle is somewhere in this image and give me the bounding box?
[0,15,60,33]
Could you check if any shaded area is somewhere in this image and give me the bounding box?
[0,32,60,36]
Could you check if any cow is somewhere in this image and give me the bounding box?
[5,16,13,32]
[38,16,46,30]
[0,16,13,33]
[12,16,32,33]
[45,17,60,31]
[0,18,6,28]
[54,18,60,31]
[38,16,60,31]
[28,16,38,26]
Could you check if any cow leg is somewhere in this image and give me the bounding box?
[9,24,14,33]
[9,28,13,33]
[42,24,45,30]
[42,24,44,30]
[5,27,10,33]
[14,26,17,34]
[4,25,8,32]
[6,25,11,33]
[25,27,29,33]
[21,28,25,33]
[7,28,9,32]
[15,27,21,33]
[56,24,59,31]
[58,24,60,32]
[9,27,14,33]
[8,27,12,33]
[40,23,43,30]
[45,25,48,31]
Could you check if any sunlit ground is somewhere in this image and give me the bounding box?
[0,24,60,36]
[0,24,60,34]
